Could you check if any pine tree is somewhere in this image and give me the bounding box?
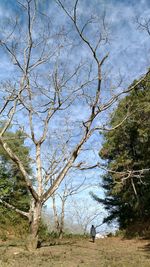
[91,75,150,233]
[0,129,31,234]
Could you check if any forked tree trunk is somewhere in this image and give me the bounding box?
[26,200,42,251]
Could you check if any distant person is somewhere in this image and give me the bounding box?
[90,225,96,243]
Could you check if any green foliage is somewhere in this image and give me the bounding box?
[0,129,31,209]
[38,221,52,241]
[93,74,150,233]
[0,206,29,237]
[0,129,31,233]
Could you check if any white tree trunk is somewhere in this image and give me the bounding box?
[59,200,65,239]
[52,194,60,233]
[26,200,42,251]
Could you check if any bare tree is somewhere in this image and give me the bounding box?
[69,198,102,234]
[51,176,88,238]
[0,0,149,250]
[135,16,150,36]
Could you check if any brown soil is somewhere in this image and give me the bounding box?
[0,237,150,267]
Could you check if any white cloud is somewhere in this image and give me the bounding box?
[0,0,150,229]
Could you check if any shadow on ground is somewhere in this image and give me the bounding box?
[142,243,150,252]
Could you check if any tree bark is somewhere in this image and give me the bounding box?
[52,194,60,233]
[26,200,42,251]
[59,200,65,239]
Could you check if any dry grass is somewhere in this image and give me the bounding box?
[0,237,150,267]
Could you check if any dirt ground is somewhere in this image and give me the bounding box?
[0,237,150,267]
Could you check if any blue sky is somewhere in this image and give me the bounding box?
[0,0,150,232]
[1,0,150,84]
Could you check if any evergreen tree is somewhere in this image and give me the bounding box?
[0,129,31,232]
[92,75,150,232]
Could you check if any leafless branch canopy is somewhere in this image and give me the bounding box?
[0,0,149,218]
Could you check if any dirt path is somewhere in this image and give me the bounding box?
[0,237,150,267]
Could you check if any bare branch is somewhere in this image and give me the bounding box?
[0,41,24,72]
[0,138,38,201]
[0,199,29,218]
